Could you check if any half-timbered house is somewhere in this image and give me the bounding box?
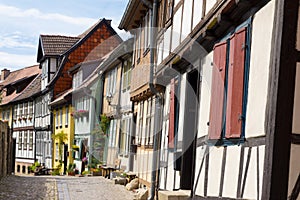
[36,18,122,169]
[119,0,300,199]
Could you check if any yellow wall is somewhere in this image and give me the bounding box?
[52,104,74,173]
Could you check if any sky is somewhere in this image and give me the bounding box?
[0,0,130,71]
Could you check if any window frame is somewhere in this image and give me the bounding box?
[208,20,251,146]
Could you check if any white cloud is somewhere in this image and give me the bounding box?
[0,32,36,49]
[0,5,96,26]
[0,52,37,70]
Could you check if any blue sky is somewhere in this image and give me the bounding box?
[0,0,129,71]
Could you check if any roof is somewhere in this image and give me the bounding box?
[0,65,40,87]
[48,18,123,88]
[12,74,42,102]
[0,65,40,105]
[37,35,80,62]
[48,88,73,107]
[119,0,147,31]
[97,38,134,74]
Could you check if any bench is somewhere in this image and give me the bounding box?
[101,159,121,178]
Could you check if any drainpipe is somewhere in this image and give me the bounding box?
[146,0,162,199]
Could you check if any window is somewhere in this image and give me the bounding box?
[208,26,250,145]
[29,102,33,117]
[29,131,33,150]
[122,58,132,91]
[137,101,144,146]
[65,106,69,126]
[19,104,23,117]
[120,118,131,155]
[145,97,155,147]
[5,110,9,120]
[18,132,22,150]
[24,102,28,116]
[14,106,17,119]
[136,24,142,62]
[106,68,117,96]
[143,12,151,51]
[108,119,117,147]
[55,143,59,160]
[60,109,62,127]
[165,0,174,25]
[56,110,59,128]
[24,131,28,150]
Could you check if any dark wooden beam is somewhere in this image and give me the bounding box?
[291,133,300,144]
[290,173,300,200]
[262,0,299,199]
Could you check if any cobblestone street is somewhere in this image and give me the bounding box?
[0,175,135,200]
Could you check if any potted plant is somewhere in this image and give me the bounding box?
[67,163,76,176]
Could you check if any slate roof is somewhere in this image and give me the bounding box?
[0,65,40,105]
[12,74,42,102]
[40,35,80,56]
[0,65,40,87]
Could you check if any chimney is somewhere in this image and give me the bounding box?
[1,69,10,81]
[105,19,112,26]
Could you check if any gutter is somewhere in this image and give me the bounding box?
[145,0,162,199]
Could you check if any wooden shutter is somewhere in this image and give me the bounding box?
[208,41,227,140]
[225,27,246,138]
[168,79,175,148]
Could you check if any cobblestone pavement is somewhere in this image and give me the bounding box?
[0,175,135,200]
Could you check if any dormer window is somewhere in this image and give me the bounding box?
[73,70,83,88]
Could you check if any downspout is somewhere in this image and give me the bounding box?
[147,0,162,199]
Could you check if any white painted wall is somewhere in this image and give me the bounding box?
[293,64,300,134]
[198,52,213,138]
[245,0,275,138]
[205,0,217,15]
[288,144,300,196]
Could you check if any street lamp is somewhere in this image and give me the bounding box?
[105,93,118,107]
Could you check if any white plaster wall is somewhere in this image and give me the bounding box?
[177,73,187,146]
[163,27,171,60]
[205,0,217,15]
[245,0,275,138]
[182,0,193,41]
[288,144,300,196]
[194,146,207,196]
[222,146,240,197]
[207,147,223,196]
[198,52,213,138]
[171,6,183,52]
[240,146,265,200]
[193,0,203,30]
[293,64,300,134]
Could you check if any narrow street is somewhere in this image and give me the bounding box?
[0,175,135,200]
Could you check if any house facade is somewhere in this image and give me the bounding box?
[0,65,40,174]
[36,18,122,169]
[119,0,300,199]
[49,91,74,174]
[71,59,104,174]
[12,75,41,174]
[100,39,134,172]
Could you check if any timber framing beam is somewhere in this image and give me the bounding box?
[262,0,299,199]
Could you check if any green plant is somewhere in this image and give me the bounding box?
[82,170,90,175]
[67,163,76,173]
[30,161,41,172]
[52,131,68,169]
[91,115,110,164]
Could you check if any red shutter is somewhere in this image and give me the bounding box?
[168,79,175,148]
[225,27,246,138]
[208,41,227,140]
